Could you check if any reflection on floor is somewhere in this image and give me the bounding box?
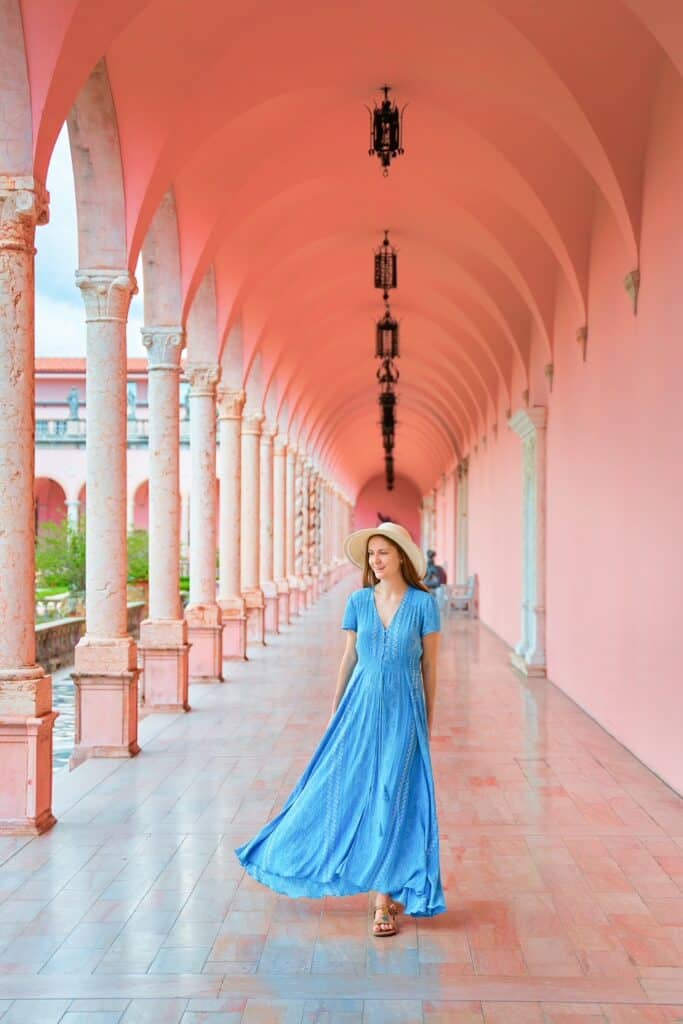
[0,580,682,1022]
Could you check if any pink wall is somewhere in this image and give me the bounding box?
[466,65,683,795]
[353,473,421,542]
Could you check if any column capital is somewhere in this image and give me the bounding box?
[0,177,49,252]
[260,421,278,443]
[75,269,137,323]
[217,387,246,420]
[186,362,220,396]
[508,405,547,440]
[242,409,264,436]
[274,435,288,456]
[141,326,185,370]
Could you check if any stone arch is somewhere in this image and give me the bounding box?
[353,474,422,542]
[66,58,127,269]
[132,480,149,531]
[34,477,67,531]
[186,266,219,363]
[0,0,33,175]
[142,188,183,326]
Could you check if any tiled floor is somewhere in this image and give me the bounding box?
[0,580,682,1022]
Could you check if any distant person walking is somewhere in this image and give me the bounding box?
[235,522,446,936]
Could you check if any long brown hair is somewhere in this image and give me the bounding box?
[362,534,430,592]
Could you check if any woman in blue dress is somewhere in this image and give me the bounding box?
[235,521,446,936]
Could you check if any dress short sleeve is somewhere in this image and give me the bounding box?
[421,592,441,637]
[341,592,358,631]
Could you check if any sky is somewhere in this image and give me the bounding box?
[35,124,145,358]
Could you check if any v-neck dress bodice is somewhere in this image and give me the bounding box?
[235,585,446,917]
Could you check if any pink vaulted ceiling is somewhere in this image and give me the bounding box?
[20,0,676,495]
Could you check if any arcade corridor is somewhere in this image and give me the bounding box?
[0,582,681,1021]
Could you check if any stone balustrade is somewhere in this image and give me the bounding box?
[35,601,147,671]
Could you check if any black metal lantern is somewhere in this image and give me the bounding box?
[385,454,395,490]
[374,230,397,299]
[375,303,399,360]
[367,86,406,176]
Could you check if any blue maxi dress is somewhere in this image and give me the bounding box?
[234,585,446,917]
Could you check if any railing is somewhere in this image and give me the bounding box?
[35,601,148,672]
[36,418,191,445]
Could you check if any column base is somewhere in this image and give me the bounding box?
[243,588,265,645]
[185,604,223,683]
[262,581,279,635]
[302,575,313,608]
[219,597,247,660]
[509,651,547,679]
[139,619,190,712]
[71,637,140,767]
[276,579,290,625]
[310,569,320,602]
[287,578,300,616]
[0,667,57,833]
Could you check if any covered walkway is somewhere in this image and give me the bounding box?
[0,582,681,1021]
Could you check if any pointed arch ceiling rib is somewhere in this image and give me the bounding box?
[15,0,678,494]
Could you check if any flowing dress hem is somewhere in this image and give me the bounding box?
[235,846,446,918]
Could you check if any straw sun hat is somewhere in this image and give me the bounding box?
[344,522,427,580]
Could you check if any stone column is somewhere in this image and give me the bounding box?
[71,269,140,767]
[138,328,189,710]
[259,422,279,634]
[456,458,469,585]
[300,457,312,608]
[308,467,320,601]
[0,179,56,833]
[180,492,190,559]
[217,387,247,659]
[66,499,80,531]
[241,409,265,644]
[185,364,223,682]
[509,407,547,678]
[286,446,300,615]
[421,492,436,553]
[273,434,290,624]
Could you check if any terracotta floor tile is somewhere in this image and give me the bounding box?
[0,589,682,1018]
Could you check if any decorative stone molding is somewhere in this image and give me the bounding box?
[217,387,246,420]
[75,270,137,323]
[242,409,264,436]
[0,177,49,253]
[186,362,220,396]
[624,268,640,315]
[274,434,288,456]
[141,326,185,370]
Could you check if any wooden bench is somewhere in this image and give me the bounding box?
[445,574,478,618]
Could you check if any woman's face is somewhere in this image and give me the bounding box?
[367,536,403,582]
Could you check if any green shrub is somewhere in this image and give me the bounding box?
[127,529,149,582]
[36,521,86,593]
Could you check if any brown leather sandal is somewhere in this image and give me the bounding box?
[372,902,397,937]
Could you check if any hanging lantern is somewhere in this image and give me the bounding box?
[375,303,400,360]
[385,454,395,490]
[374,230,397,299]
[366,85,406,176]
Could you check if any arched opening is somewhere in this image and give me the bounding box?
[133,480,149,530]
[353,474,421,541]
[34,477,67,531]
